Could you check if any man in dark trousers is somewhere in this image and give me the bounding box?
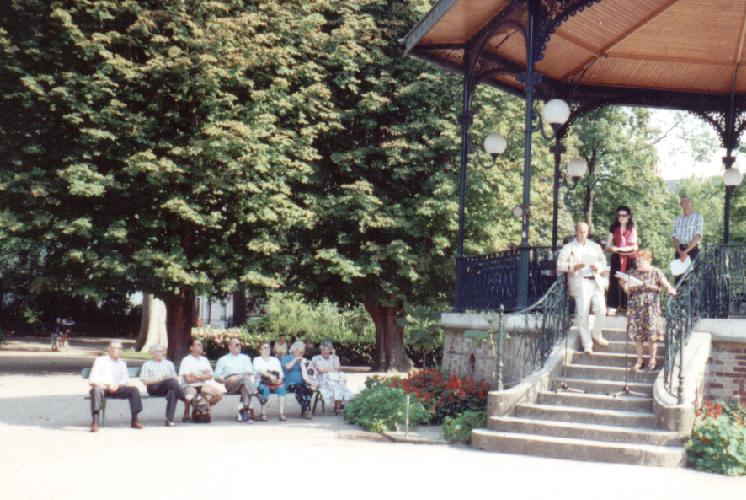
[88,341,143,432]
[140,344,183,427]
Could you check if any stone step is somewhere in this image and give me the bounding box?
[599,316,627,330]
[537,391,654,412]
[472,429,686,467]
[515,403,660,427]
[594,340,664,354]
[551,378,654,396]
[488,416,685,446]
[571,351,663,368]
[598,327,630,341]
[564,363,660,383]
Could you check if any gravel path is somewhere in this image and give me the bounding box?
[0,341,744,499]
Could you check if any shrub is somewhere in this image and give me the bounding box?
[343,384,430,432]
[385,369,489,424]
[443,410,487,444]
[687,400,746,476]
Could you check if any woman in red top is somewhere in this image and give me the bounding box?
[605,205,638,315]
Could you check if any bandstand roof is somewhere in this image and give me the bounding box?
[404,0,746,113]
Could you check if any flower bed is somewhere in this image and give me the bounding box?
[687,399,746,476]
[379,369,489,424]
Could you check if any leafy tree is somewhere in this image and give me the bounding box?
[0,0,332,359]
[564,107,678,259]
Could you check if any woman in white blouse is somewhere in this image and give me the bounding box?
[312,340,351,415]
[253,342,287,421]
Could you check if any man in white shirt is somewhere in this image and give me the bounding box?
[140,344,183,427]
[214,338,259,422]
[88,341,143,432]
[556,223,610,353]
[672,196,704,263]
[179,338,222,422]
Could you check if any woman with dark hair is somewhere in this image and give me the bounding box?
[605,205,638,315]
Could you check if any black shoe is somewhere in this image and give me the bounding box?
[165,420,175,427]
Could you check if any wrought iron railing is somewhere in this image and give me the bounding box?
[663,244,746,402]
[455,246,557,312]
[497,273,572,387]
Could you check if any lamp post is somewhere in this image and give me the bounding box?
[723,166,744,244]
[482,98,572,308]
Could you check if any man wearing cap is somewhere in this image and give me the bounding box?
[214,338,260,422]
[88,341,143,432]
[557,222,610,353]
[140,344,183,427]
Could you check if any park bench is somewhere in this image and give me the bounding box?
[80,363,318,424]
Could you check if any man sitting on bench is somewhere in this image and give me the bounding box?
[179,338,222,422]
[88,341,143,432]
[214,337,260,423]
[140,344,183,427]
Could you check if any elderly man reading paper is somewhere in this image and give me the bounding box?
[557,223,610,353]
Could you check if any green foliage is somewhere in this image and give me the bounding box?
[687,400,746,476]
[442,410,487,444]
[343,384,430,433]
[263,293,374,342]
[398,304,443,367]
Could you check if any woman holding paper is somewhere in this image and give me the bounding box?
[605,206,638,316]
[622,250,676,371]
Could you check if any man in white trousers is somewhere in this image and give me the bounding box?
[557,223,610,353]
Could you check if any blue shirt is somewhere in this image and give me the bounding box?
[281,354,305,385]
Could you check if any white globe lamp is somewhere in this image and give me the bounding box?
[723,168,744,187]
[567,157,587,182]
[542,99,571,128]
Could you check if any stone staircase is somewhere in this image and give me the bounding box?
[472,319,688,466]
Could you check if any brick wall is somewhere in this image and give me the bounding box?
[704,341,746,402]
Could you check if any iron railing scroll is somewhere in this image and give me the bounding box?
[663,244,746,403]
[455,246,557,312]
[498,274,572,387]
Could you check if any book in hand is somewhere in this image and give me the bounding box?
[615,271,643,288]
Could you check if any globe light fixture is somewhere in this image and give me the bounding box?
[567,157,588,183]
[542,99,571,129]
[483,133,507,165]
[512,205,524,219]
[723,167,744,187]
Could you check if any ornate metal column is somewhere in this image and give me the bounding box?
[454,50,476,312]
[516,0,541,308]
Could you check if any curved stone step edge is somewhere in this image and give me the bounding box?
[471,429,686,467]
[488,416,686,446]
[537,391,654,412]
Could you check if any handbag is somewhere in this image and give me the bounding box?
[261,370,283,390]
[191,394,212,423]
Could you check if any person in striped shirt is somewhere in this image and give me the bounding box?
[672,196,704,264]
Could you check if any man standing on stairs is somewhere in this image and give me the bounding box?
[557,222,610,353]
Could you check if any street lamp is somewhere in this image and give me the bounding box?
[483,133,507,165]
[542,99,571,133]
[723,166,743,244]
[567,157,588,184]
[723,167,744,187]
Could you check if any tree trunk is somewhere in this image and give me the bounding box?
[232,287,247,326]
[583,156,597,230]
[166,287,194,363]
[363,301,412,372]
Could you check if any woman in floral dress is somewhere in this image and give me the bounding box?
[622,249,676,371]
